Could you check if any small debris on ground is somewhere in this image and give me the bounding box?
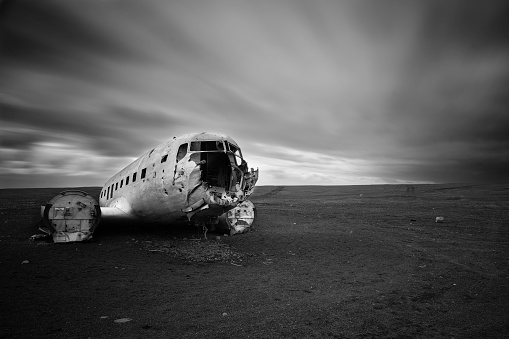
[21,260,29,264]
[114,318,132,323]
[142,238,244,263]
[30,234,50,241]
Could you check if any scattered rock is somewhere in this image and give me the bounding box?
[435,217,444,223]
[114,318,132,323]
[30,234,49,241]
[21,260,29,264]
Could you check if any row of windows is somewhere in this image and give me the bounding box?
[101,144,189,201]
[101,167,148,200]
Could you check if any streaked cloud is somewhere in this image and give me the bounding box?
[1,0,508,188]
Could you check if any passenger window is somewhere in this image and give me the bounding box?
[110,184,114,198]
[133,172,137,182]
[176,143,188,162]
[161,154,168,163]
[107,187,110,198]
[120,179,123,188]
[115,182,118,190]
[141,168,147,179]
[126,176,129,185]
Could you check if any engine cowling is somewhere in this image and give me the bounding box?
[218,200,257,235]
[40,190,101,243]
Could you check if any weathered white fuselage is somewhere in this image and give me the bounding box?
[98,132,258,224]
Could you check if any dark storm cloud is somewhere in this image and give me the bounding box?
[0,100,183,157]
[0,0,154,70]
[373,1,509,182]
[0,128,42,150]
[417,0,509,52]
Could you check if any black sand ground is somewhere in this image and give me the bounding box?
[1,184,508,338]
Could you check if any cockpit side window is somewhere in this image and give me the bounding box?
[228,143,242,158]
[176,143,188,162]
[227,142,243,166]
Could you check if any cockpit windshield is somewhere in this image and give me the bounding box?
[189,140,245,167]
[190,141,225,152]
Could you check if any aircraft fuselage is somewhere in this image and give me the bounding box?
[98,132,258,224]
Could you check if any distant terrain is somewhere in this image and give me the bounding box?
[1,184,508,338]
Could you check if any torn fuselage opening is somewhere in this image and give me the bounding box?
[199,152,231,189]
[184,141,251,222]
[188,140,247,193]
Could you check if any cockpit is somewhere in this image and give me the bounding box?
[176,134,259,229]
[185,140,249,193]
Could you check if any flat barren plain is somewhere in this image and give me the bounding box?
[1,184,508,338]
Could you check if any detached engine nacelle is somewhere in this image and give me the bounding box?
[40,190,101,243]
[218,200,257,235]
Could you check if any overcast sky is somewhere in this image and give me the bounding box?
[1,0,508,188]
